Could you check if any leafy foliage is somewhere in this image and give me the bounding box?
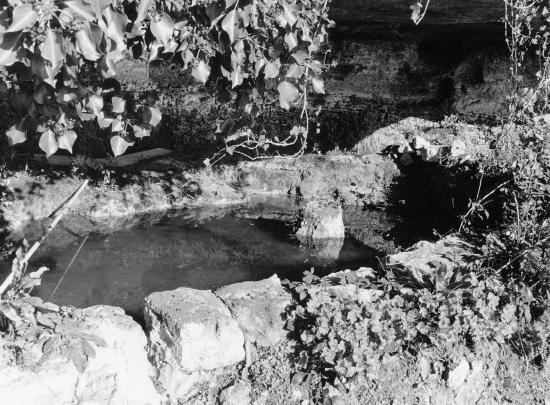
[0,0,333,157]
[505,0,550,119]
[283,263,545,391]
[0,240,105,373]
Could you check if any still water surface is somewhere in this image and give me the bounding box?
[5,205,386,320]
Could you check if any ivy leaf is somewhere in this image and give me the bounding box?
[286,63,303,78]
[87,94,104,116]
[148,39,162,62]
[103,8,128,50]
[285,32,298,51]
[0,32,23,66]
[39,30,65,70]
[410,2,423,24]
[6,5,38,32]
[33,82,54,104]
[143,106,162,126]
[89,0,112,19]
[0,9,10,33]
[311,78,325,94]
[81,340,96,359]
[65,0,96,22]
[39,129,59,158]
[282,4,298,27]
[278,81,299,110]
[111,119,124,132]
[132,122,152,138]
[264,59,280,79]
[192,60,211,84]
[30,53,60,87]
[79,333,107,347]
[75,24,102,61]
[291,50,308,64]
[98,53,117,77]
[68,347,88,373]
[221,10,239,43]
[231,69,243,88]
[6,121,26,146]
[58,130,77,153]
[111,96,126,114]
[135,0,153,24]
[150,12,174,45]
[97,112,114,128]
[110,135,133,156]
[0,303,20,324]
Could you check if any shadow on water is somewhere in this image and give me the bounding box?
[1,201,397,325]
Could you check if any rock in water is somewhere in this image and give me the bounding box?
[296,200,345,259]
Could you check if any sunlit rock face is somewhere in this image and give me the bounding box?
[0,306,161,405]
[296,200,345,241]
[238,154,399,206]
[215,275,291,348]
[295,200,345,260]
[144,287,245,401]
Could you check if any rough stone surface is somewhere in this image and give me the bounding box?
[0,305,161,405]
[238,154,399,205]
[145,288,245,374]
[296,200,345,241]
[344,206,398,253]
[218,381,252,405]
[388,236,476,282]
[355,117,493,163]
[215,275,291,347]
[453,54,513,117]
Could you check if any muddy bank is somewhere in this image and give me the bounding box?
[1,153,399,233]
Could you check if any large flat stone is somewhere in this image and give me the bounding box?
[145,288,245,373]
[238,154,399,205]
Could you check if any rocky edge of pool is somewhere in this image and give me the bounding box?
[1,118,550,404]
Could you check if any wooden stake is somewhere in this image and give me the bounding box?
[0,179,89,297]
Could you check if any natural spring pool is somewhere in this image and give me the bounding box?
[2,199,403,322]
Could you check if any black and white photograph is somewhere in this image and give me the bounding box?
[0,0,549,403]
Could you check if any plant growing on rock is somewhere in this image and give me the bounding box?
[283,263,545,393]
[0,241,105,373]
[0,0,333,158]
[505,0,550,119]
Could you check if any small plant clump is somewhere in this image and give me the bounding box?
[0,239,106,373]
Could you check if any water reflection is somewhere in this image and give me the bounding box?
[2,207,384,322]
